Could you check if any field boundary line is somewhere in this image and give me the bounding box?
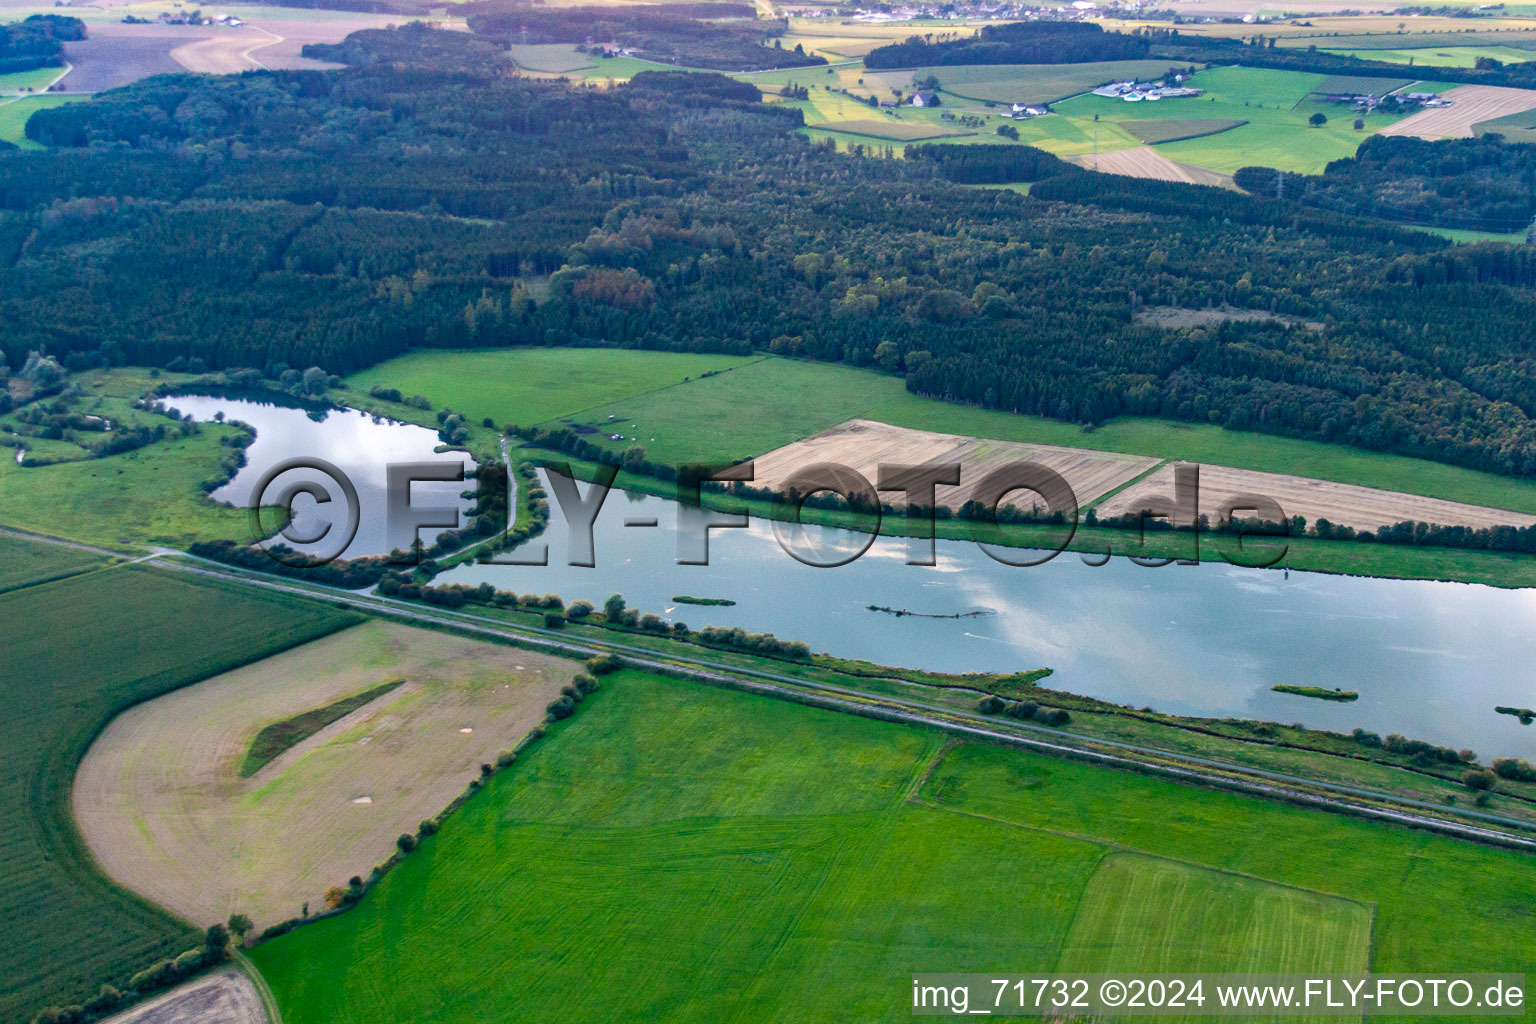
[235,951,283,1024]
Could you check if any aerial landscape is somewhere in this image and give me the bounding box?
[5,0,1536,1019]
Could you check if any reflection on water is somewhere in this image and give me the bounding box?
[172,394,470,562]
[437,470,1536,759]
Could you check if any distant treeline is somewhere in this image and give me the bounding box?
[1235,135,1536,234]
[462,2,824,71]
[0,15,83,75]
[864,21,1147,69]
[905,142,1078,184]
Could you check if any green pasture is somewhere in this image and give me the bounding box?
[0,565,360,1021]
[344,348,757,431]
[0,94,83,149]
[0,66,67,94]
[862,59,1200,107]
[251,672,1535,1022]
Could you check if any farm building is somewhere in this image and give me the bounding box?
[1012,102,1050,117]
[910,91,940,107]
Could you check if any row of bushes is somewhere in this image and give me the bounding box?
[31,925,233,1024]
[978,695,1071,726]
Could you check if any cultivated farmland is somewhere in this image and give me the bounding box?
[1068,145,1233,186]
[1379,84,1536,138]
[815,118,971,141]
[1120,117,1247,144]
[75,621,574,929]
[0,564,359,1022]
[750,418,1160,511]
[1096,460,1536,531]
[862,60,1200,106]
[249,672,1536,1022]
[0,531,110,593]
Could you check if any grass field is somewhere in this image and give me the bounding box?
[816,118,971,141]
[1121,117,1246,144]
[249,672,1535,1022]
[74,621,573,930]
[0,532,110,592]
[506,43,596,73]
[0,426,257,548]
[1057,67,1410,175]
[0,564,360,1022]
[0,94,82,148]
[1322,44,1536,66]
[1058,853,1371,983]
[862,60,1199,106]
[0,65,67,93]
[344,348,756,431]
[1474,104,1536,143]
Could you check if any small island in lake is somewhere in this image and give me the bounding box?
[673,595,736,606]
[1272,684,1358,702]
[1496,705,1535,725]
[867,605,997,620]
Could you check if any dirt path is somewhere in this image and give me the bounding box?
[1378,84,1536,139]
[100,969,267,1024]
[74,621,575,930]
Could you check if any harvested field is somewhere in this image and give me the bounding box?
[1378,84,1536,139]
[749,418,1160,511]
[1068,145,1234,187]
[73,621,576,930]
[101,969,266,1024]
[170,28,283,75]
[1096,460,1536,531]
[812,118,970,141]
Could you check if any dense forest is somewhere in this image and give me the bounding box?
[9,25,1536,477]
[460,2,824,71]
[863,22,1148,69]
[0,15,83,75]
[1235,135,1536,233]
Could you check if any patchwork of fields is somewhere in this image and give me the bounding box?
[0,551,360,1020]
[247,671,1536,1022]
[74,621,575,930]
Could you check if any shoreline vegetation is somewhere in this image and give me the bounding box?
[1272,685,1360,703]
[867,604,996,619]
[672,595,736,606]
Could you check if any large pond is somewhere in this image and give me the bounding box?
[435,469,1536,760]
[173,394,471,562]
[172,395,1536,758]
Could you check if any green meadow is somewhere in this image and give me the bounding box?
[0,94,82,149]
[0,561,360,1021]
[1322,44,1536,67]
[344,348,757,430]
[251,672,1533,1023]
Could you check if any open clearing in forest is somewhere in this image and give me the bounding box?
[751,418,1160,511]
[74,621,575,930]
[1097,460,1536,531]
[101,968,266,1024]
[250,672,1533,1023]
[1378,84,1536,138]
